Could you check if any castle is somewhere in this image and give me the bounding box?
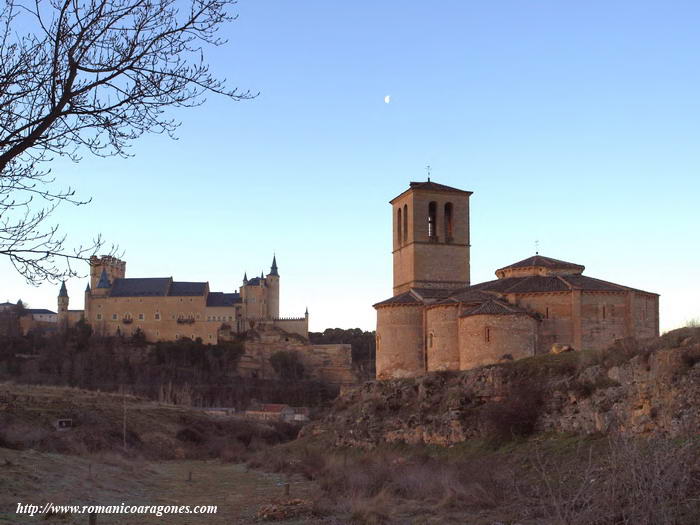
[374,181,660,379]
[57,254,309,343]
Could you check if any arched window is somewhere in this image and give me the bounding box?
[428,201,437,239]
[397,207,402,244]
[429,333,434,348]
[485,326,491,343]
[444,202,453,241]
[403,204,408,242]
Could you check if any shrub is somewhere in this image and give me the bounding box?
[269,351,305,380]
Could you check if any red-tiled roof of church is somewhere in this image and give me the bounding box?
[460,299,532,317]
[497,254,584,272]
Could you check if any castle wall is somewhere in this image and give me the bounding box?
[88,294,222,342]
[426,305,460,371]
[272,318,308,339]
[376,305,425,379]
[241,339,357,386]
[458,314,537,370]
[514,292,573,353]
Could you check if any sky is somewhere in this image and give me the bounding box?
[2,0,699,333]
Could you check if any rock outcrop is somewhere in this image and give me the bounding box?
[302,328,700,448]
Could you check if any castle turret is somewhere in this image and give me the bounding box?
[93,269,111,297]
[84,282,91,321]
[57,281,69,326]
[266,255,280,319]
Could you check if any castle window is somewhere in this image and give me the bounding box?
[485,327,491,343]
[138,313,144,320]
[96,313,102,320]
[429,333,434,348]
[444,202,453,241]
[403,204,408,242]
[428,201,437,239]
[545,307,549,319]
[155,312,161,320]
[397,207,402,244]
[112,314,117,320]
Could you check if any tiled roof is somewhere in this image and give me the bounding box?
[453,273,656,296]
[373,290,424,307]
[411,288,455,301]
[408,181,472,194]
[461,299,531,318]
[246,277,263,286]
[169,281,207,296]
[110,278,172,297]
[206,292,242,307]
[497,254,584,272]
[435,289,496,305]
[26,308,56,315]
[391,180,473,203]
[559,274,657,295]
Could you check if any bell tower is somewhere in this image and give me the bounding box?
[391,180,472,295]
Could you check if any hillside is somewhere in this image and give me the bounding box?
[303,327,700,447]
[0,384,297,460]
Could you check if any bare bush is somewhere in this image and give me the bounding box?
[530,436,699,525]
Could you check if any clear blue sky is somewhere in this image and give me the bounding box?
[2,0,699,332]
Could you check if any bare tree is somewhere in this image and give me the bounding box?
[0,0,253,283]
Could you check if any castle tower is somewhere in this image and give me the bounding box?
[89,255,126,290]
[391,181,472,295]
[57,281,69,326]
[266,255,280,319]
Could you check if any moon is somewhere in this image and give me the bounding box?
[384,95,391,104]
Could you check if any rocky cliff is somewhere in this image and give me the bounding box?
[302,327,700,447]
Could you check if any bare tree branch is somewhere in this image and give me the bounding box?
[0,0,254,284]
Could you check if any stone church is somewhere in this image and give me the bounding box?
[374,181,660,380]
[58,254,309,343]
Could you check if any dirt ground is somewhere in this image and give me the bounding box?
[0,448,324,524]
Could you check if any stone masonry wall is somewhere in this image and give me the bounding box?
[376,305,425,379]
[459,313,537,370]
[426,305,459,371]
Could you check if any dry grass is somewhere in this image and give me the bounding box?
[246,433,700,524]
[0,382,300,461]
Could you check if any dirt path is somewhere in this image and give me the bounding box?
[0,449,323,524]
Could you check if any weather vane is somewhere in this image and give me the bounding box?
[535,240,540,255]
[425,164,431,181]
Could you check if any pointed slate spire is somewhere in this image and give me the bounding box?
[85,282,91,292]
[96,269,111,289]
[261,270,264,279]
[58,281,68,297]
[269,254,279,276]
[305,306,309,317]
[243,272,248,284]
